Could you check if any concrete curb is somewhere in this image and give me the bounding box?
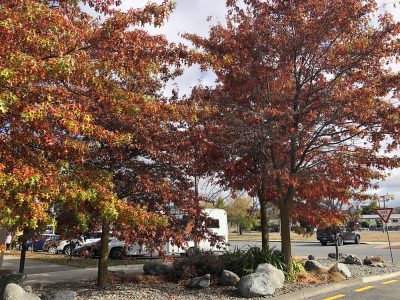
[273,270,400,300]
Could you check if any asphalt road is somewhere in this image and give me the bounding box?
[308,276,400,300]
[229,241,400,263]
[3,254,75,275]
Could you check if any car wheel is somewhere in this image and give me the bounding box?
[88,249,96,258]
[321,241,328,246]
[355,236,360,244]
[109,248,123,260]
[48,246,57,255]
[186,247,196,257]
[63,245,74,256]
[336,237,344,246]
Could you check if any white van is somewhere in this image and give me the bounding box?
[163,208,229,256]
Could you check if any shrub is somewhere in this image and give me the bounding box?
[171,251,224,280]
[360,220,371,228]
[221,246,304,280]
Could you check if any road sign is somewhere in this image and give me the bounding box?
[375,208,393,223]
[375,207,395,264]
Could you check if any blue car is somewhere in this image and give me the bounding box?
[25,234,59,251]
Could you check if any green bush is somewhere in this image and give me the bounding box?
[221,246,304,280]
[360,220,370,228]
[172,251,224,280]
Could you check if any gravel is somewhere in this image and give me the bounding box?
[32,258,400,300]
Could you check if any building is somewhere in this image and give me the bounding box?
[360,214,400,230]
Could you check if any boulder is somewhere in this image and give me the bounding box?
[3,283,40,300]
[42,290,77,300]
[0,273,25,299]
[344,255,362,265]
[238,274,273,298]
[304,260,323,272]
[308,255,316,260]
[328,253,349,260]
[238,263,284,298]
[329,263,351,278]
[363,257,373,265]
[143,262,173,276]
[219,270,240,286]
[189,274,210,289]
[255,263,285,288]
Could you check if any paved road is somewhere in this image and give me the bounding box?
[309,276,400,300]
[3,255,143,285]
[230,241,400,262]
[3,254,76,275]
[229,241,400,262]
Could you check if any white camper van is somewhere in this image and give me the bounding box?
[164,208,229,256]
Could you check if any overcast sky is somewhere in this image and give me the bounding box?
[114,0,400,208]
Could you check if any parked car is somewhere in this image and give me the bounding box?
[316,227,360,246]
[44,231,102,255]
[42,238,61,254]
[25,234,59,251]
[72,237,148,259]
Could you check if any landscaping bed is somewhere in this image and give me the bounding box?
[27,255,400,300]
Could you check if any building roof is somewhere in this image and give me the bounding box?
[361,214,400,219]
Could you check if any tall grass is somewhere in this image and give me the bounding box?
[221,246,304,280]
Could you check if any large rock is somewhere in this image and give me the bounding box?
[363,257,373,265]
[308,255,316,260]
[42,290,77,300]
[219,270,240,286]
[330,263,351,278]
[255,263,285,288]
[328,253,349,260]
[0,273,25,299]
[143,262,173,276]
[344,255,362,265]
[189,274,210,289]
[238,263,284,298]
[3,283,40,300]
[304,260,323,272]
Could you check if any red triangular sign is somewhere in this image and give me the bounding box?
[375,208,393,223]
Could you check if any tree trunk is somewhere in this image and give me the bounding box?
[19,240,27,274]
[0,227,6,268]
[279,186,295,272]
[334,233,339,261]
[259,199,270,251]
[280,204,291,271]
[97,220,110,289]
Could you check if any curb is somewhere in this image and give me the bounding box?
[273,270,400,300]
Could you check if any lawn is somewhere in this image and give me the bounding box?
[6,250,162,268]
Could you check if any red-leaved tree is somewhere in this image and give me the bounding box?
[186,0,400,270]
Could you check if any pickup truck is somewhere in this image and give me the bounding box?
[316,227,360,246]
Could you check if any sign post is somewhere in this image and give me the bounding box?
[375,208,394,264]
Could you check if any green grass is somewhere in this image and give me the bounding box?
[7,250,162,268]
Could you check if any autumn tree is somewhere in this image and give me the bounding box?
[186,0,400,270]
[360,201,379,215]
[225,197,259,235]
[1,0,220,286]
